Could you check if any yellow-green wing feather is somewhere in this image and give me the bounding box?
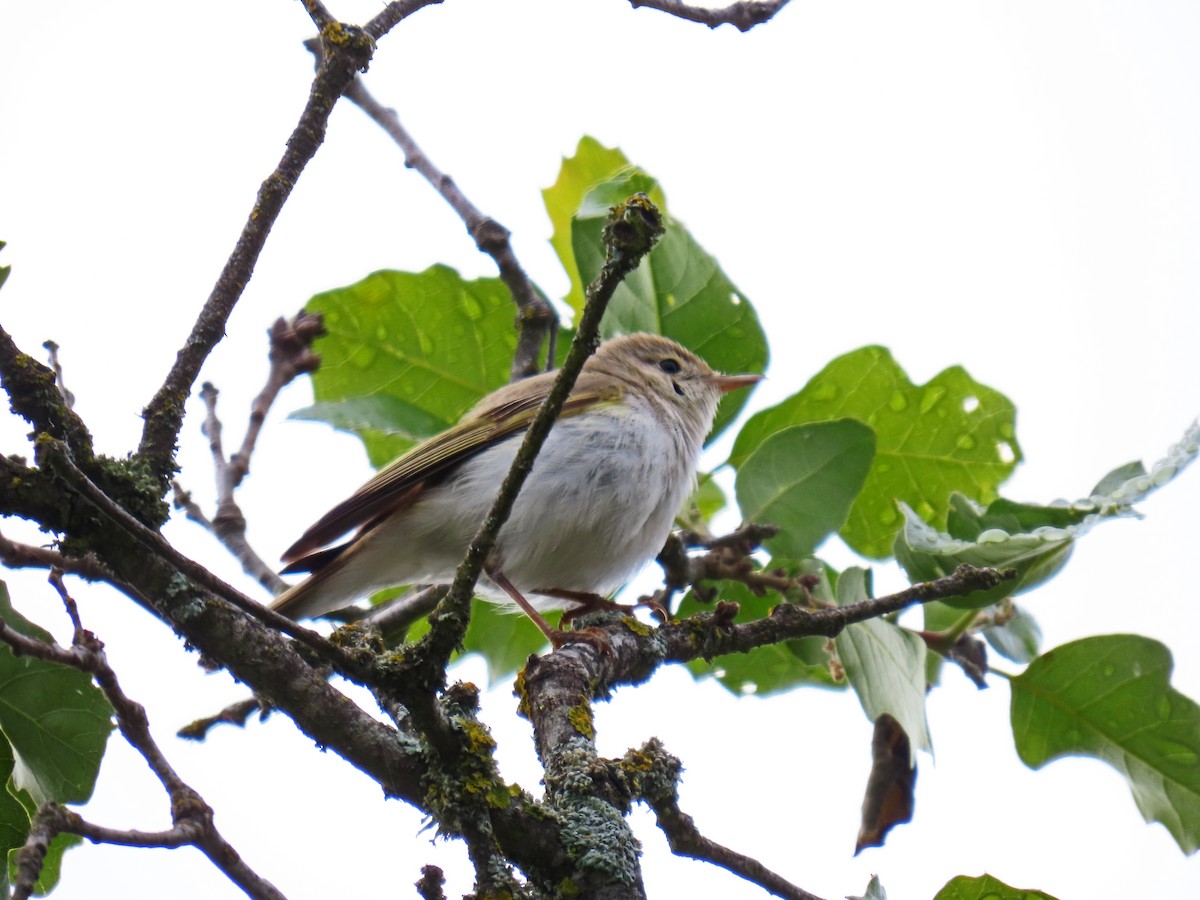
[281,378,620,562]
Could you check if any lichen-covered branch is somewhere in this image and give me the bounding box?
[0,324,93,461]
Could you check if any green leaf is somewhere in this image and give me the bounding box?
[0,240,9,292]
[895,500,1075,610]
[834,568,931,755]
[302,266,521,466]
[679,568,843,696]
[461,601,547,682]
[1090,460,1146,497]
[0,587,112,807]
[542,137,649,315]
[897,422,1200,609]
[1011,634,1200,854]
[848,874,889,900]
[676,472,728,531]
[0,741,29,881]
[569,169,768,439]
[934,873,1059,900]
[4,770,81,897]
[730,346,1020,558]
[983,605,1042,664]
[290,396,454,445]
[735,420,875,560]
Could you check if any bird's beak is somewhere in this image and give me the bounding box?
[713,372,764,395]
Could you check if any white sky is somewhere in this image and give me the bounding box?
[1,1,1198,898]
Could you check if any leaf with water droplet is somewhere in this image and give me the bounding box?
[300,266,526,468]
[730,347,1020,557]
[895,500,1075,609]
[735,420,876,560]
[934,873,1059,899]
[1011,634,1200,854]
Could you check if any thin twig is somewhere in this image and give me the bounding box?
[41,341,75,409]
[177,697,268,741]
[630,0,793,31]
[619,740,825,900]
[0,528,112,583]
[0,594,286,900]
[305,40,556,379]
[364,0,444,40]
[299,0,337,30]
[178,313,323,596]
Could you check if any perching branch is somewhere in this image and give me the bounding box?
[303,39,556,380]
[629,0,793,32]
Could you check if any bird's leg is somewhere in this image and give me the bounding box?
[538,588,633,626]
[540,588,669,625]
[487,568,612,654]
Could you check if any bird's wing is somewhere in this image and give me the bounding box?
[279,377,620,564]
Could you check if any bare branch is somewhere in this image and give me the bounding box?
[621,740,826,900]
[175,312,324,596]
[299,0,337,30]
[0,528,112,583]
[0,596,286,900]
[630,0,793,32]
[177,696,267,741]
[136,21,378,483]
[365,0,445,40]
[41,341,75,409]
[305,40,556,379]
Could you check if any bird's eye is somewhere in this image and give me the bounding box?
[658,358,682,375]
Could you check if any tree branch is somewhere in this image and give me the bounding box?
[0,324,93,461]
[136,19,378,484]
[34,438,366,678]
[304,39,557,379]
[0,587,286,900]
[174,313,325,596]
[619,740,827,900]
[629,0,793,32]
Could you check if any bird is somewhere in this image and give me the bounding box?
[272,332,761,648]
